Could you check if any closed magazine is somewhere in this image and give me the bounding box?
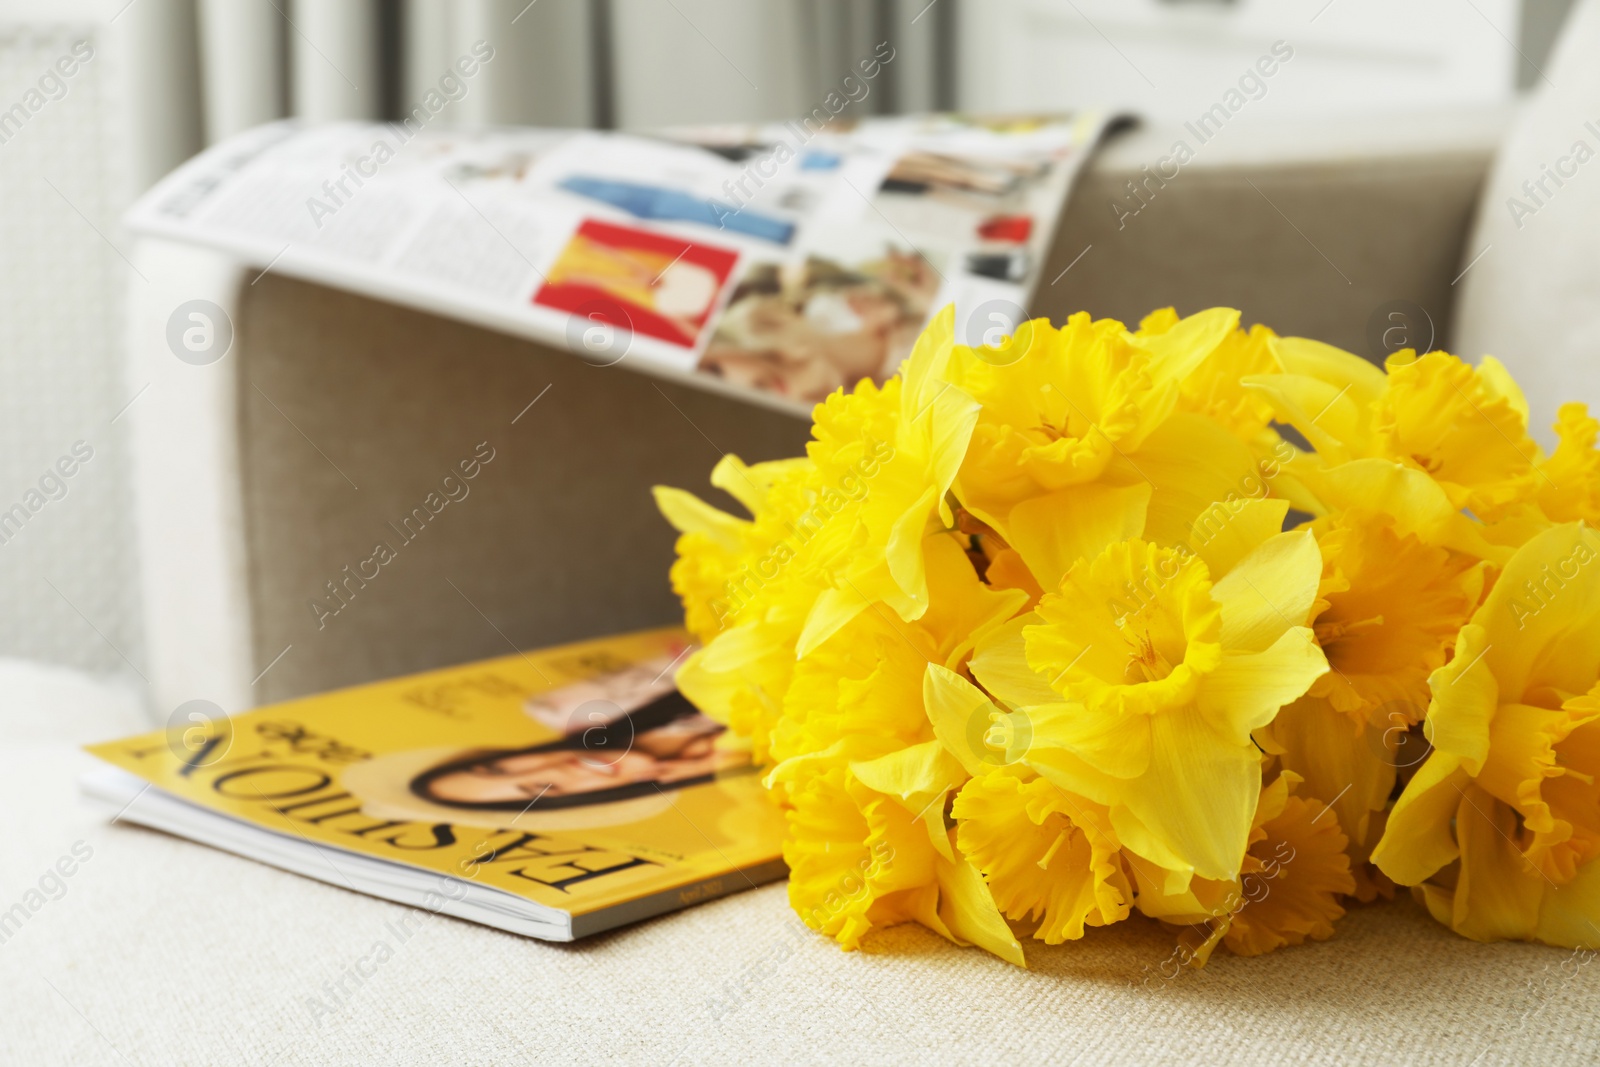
[81,627,785,940]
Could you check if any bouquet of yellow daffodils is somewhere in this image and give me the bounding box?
[653,306,1600,966]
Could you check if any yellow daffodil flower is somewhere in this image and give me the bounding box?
[1536,403,1600,525]
[771,533,1026,777]
[765,532,1029,961]
[1140,772,1354,964]
[781,762,1025,964]
[1220,775,1355,956]
[1373,522,1600,947]
[654,309,981,754]
[942,307,1262,550]
[1136,307,1282,448]
[952,766,1131,944]
[933,512,1327,893]
[1244,341,1545,558]
[1261,508,1485,886]
[796,307,982,654]
[654,455,827,760]
[657,303,1600,964]
[654,454,819,638]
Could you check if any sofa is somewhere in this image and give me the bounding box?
[11,98,1599,1065]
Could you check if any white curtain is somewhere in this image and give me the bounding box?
[0,0,951,678]
[150,0,950,172]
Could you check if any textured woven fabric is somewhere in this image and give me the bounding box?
[4,743,1597,1066]
[0,26,145,676]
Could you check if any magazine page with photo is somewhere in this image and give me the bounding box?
[125,112,1115,412]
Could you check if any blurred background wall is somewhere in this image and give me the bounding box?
[0,0,1579,681]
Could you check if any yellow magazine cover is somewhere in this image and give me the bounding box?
[82,626,786,940]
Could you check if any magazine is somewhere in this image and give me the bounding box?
[124,112,1113,411]
[81,627,785,941]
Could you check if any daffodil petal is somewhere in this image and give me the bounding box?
[851,740,966,862]
[1133,306,1240,384]
[679,630,784,723]
[898,304,957,417]
[1425,623,1497,772]
[850,739,966,803]
[1108,805,1198,896]
[1474,522,1600,699]
[1475,355,1532,426]
[1112,702,1261,883]
[1007,482,1151,591]
[1197,626,1327,735]
[917,534,1030,670]
[970,614,1060,708]
[1265,696,1395,852]
[709,454,810,514]
[936,854,1028,967]
[652,485,746,546]
[1371,753,1469,885]
[1211,529,1323,652]
[1027,700,1151,781]
[1451,785,1544,941]
[884,484,940,615]
[1109,412,1261,548]
[1186,497,1290,578]
[1535,852,1600,949]
[952,770,1131,943]
[1267,335,1387,412]
[1241,371,1366,459]
[1301,458,1507,563]
[924,663,996,778]
[796,585,870,659]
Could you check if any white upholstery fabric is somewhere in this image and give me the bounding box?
[4,741,1599,1064]
[0,659,145,744]
[1454,0,1600,447]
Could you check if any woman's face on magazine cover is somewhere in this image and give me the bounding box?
[423,719,742,805]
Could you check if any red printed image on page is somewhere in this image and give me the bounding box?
[533,219,739,348]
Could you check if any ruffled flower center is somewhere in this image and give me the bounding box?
[1479,688,1600,883]
[1376,351,1539,518]
[1024,540,1222,716]
[1306,512,1482,720]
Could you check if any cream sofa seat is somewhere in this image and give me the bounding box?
[5,720,1596,1064]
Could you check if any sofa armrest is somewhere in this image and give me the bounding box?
[1039,105,1510,356]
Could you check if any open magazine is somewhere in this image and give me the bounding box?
[125,113,1112,411]
[81,628,784,941]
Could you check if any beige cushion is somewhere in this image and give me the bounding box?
[6,743,1596,1064]
[1045,109,1505,356]
[234,275,811,703]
